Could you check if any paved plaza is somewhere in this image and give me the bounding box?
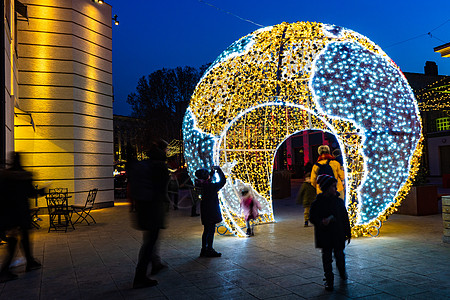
[1,184,449,300]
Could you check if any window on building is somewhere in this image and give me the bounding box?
[436,117,450,131]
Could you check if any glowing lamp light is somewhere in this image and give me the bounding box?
[113,14,119,26]
[183,22,422,237]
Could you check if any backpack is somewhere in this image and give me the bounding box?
[314,159,335,178]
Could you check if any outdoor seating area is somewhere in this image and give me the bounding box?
[42,188,98,232]
[29,208,41,229]
[71,188,98,226]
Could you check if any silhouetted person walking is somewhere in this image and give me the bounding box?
[195,166,226,257]
[309,174,351,291]
[0,152,45,283]
[128,140,169,289]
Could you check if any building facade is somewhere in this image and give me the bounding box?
[2,0,114,206]
[1,0,20,168]
[404,63,450,185]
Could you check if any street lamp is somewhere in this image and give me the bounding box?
[112,14,119,25]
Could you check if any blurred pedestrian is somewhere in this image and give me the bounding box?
[0,152,45,283]
[168,170,179,210]
[191,189,200,217]
[304,161,313,174]
[128,140,170,289]
[195,166,226,257]
[296,172,316,227]
[309,174,351,291]
[240,188,261,236]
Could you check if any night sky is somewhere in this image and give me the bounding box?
[106,0,450,116]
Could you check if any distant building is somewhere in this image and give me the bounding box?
[1,0,114,207]
[399,63,449,185]
[435,42,450,58]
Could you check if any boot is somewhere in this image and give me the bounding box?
[133,271,158,289]
[26,258,42,272]
[246,228,251,236]
[304,221,309,227]
[324,277,334,291]
[205,248,221,257]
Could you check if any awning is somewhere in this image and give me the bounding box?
[14,106,35,131]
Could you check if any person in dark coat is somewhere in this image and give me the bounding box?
[167,158,179,210]
[168,170,179,210]
[128,140,170,289]
[0,152,45,283]
[309,174,351,291]
[195,166,226,257]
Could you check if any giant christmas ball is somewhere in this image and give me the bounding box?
[183,21,422,237]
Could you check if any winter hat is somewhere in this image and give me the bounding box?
[318,145,330,155]
[317,174,337,191]
[195,168,210,180]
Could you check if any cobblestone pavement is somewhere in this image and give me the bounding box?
[1,187,449,299]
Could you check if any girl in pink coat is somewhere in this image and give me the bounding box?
[240,189,261,236]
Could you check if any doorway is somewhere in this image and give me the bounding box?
[272,130,342,199]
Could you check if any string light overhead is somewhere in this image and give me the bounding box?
[183,21,423,237]
[416,77,450,112]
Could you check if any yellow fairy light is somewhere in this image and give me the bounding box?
[183,22,423,237]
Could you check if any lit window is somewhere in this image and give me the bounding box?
[436,117,450,131]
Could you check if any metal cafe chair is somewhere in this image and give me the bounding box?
[71,188,98,225]
[46,188,74,232]
[29,207,41,229]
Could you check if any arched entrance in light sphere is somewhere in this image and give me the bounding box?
[183,21,423,237]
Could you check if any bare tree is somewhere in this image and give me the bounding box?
[127,65,209,146]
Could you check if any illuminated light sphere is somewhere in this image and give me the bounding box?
[183,22,423,237]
